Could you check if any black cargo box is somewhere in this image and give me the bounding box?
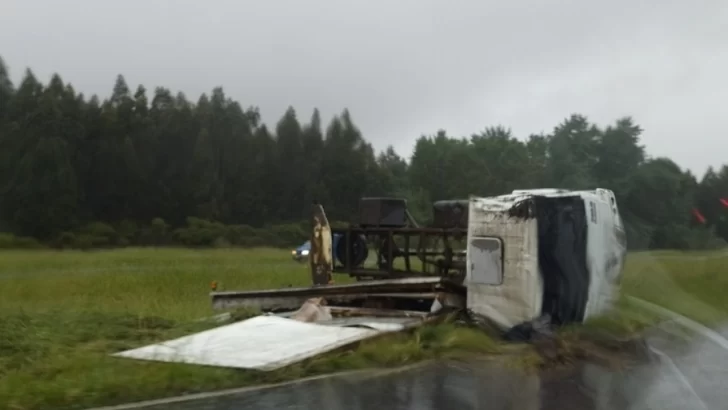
[358,198,408,227]
[432,200,469,229]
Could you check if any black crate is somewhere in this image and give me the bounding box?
[432,200,469,229]
[358,197,408,227]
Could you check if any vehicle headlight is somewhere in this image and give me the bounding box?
[291,250,297,255]
[301,250,309,256]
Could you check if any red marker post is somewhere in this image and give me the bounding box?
[692,208,706,224]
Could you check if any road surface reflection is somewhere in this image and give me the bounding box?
[120,323,728,410]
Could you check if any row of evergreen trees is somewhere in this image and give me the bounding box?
[0,56,726,250]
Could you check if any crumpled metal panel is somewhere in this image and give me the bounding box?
[325,316,422,331]
[113,315,406,371]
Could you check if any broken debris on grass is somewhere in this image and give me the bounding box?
[114,298,656,376]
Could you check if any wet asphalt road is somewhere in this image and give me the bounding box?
[624,322,728,410]
[109,322,728,410]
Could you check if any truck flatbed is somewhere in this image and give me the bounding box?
[210,276,466,312]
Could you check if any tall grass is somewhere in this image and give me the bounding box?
[0,248,496,410]
[0,247,726,409]
[0,248,310,319]
[620,249,728,324]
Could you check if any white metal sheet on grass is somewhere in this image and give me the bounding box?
[113,315,395,371]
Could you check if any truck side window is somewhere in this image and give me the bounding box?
[467,237,503,285]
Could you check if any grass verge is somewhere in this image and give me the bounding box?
[1,247,727,409]
[0,312,498,409]
[620,249,728,325]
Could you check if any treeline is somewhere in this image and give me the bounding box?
[0,56,726,251]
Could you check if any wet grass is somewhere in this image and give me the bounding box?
[0,248,315,319]
[0,313,498,410]
[0,248,498,410]
[621,249,728,325]
[0,247,726,409]
[521,299,664,371]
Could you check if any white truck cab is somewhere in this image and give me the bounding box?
[465,188,627,329]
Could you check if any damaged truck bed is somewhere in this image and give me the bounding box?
[115,277,463,371]
[114,189,627,371]
[210,277,466,312]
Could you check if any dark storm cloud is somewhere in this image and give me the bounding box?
[1,0,726,175]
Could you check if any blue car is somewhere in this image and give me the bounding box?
[291,234,344,262]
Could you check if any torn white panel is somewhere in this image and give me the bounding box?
[430,298,443,314]
[289,298,333,323]
[346,322,406,332]
[327,316,421,332]
[113,315,395,371]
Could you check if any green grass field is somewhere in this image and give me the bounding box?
[1,247,727,410]
[620,250,728,324]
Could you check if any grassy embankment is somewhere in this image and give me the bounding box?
[1,248,727,409]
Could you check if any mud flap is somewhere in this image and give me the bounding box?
[310,203,334,286]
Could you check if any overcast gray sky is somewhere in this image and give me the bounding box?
[1,0,726,176]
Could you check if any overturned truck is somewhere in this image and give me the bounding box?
[213,188,627,331]
[116,188,628,372]
[466,188,627,329]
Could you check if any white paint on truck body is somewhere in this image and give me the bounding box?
[582,188,626,319]
[466,188,626,329]
[466,193,542,329]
